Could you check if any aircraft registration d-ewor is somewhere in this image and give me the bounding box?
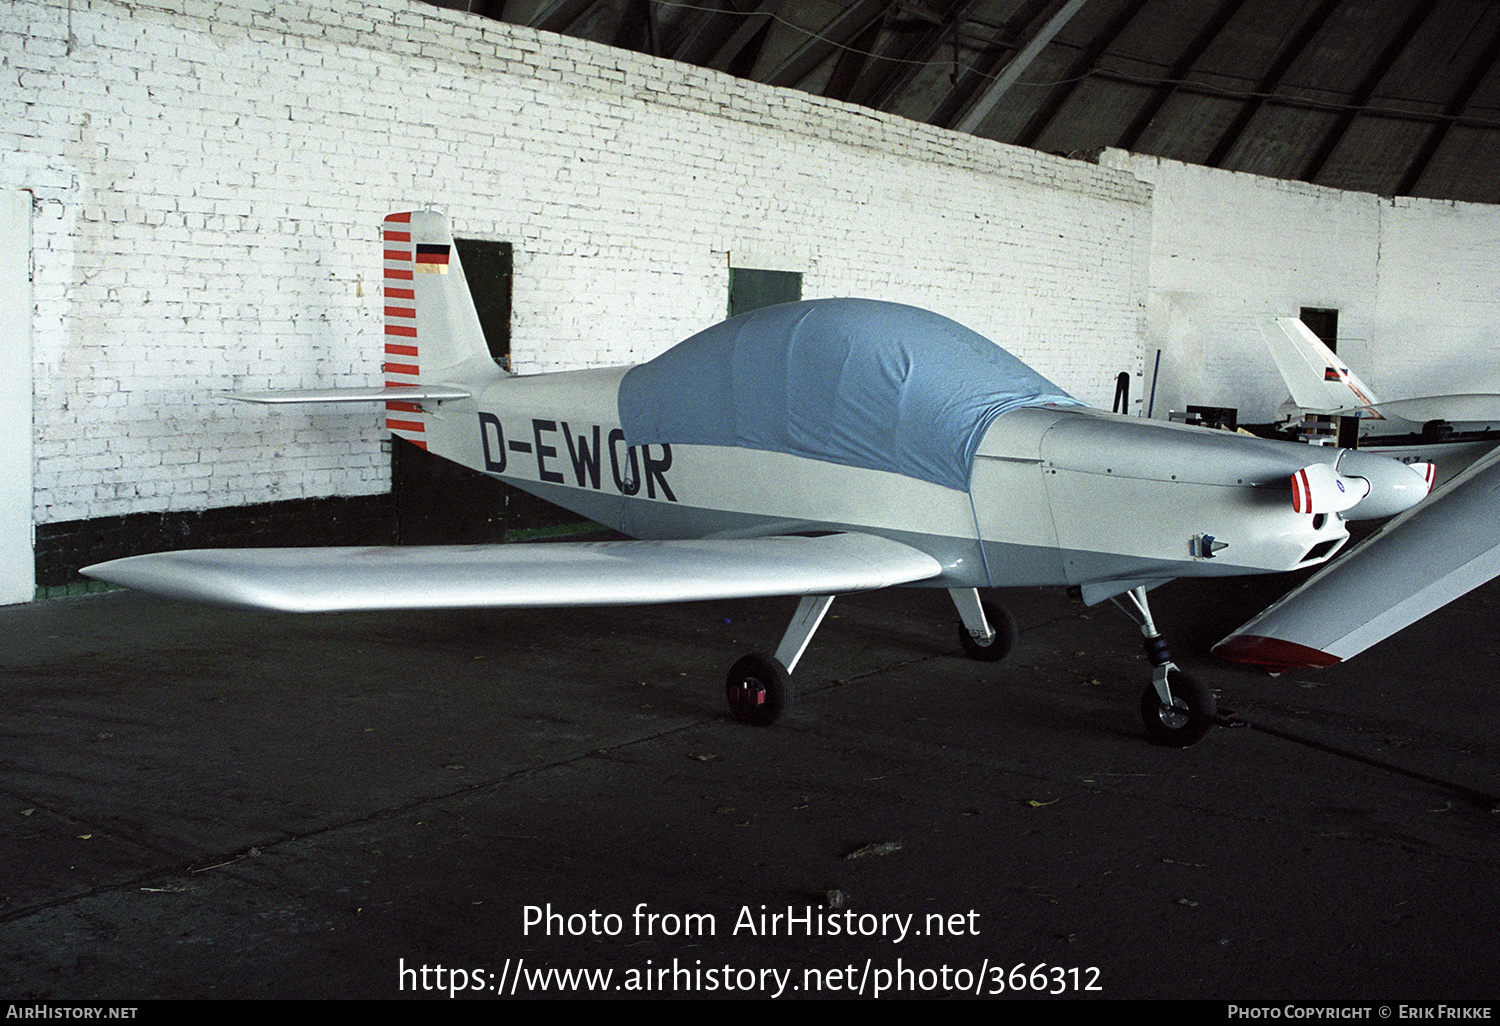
[85,212,1443,747]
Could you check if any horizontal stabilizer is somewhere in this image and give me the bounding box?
[1214,446,1500,671]
[228,385,471,405]
[81,533,943,614]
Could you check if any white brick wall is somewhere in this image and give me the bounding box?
[1105,151,1500,423]
[1372,199,1500,399]
[4,0,1152,525]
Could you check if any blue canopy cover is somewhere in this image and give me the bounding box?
[618,299,1083,492]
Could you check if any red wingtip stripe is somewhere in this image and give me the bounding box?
[1212,634,1343,671]
[384,212,412,224]
[386,418,426,433]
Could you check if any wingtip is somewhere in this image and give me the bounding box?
[78,558,124,584]
[1212,634,1343,672]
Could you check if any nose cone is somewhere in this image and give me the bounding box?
[1335,451,1433,520]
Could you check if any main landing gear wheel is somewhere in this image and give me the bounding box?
[959,599,1018,662]
[1140,671,1216,748]
[725,653,792,727]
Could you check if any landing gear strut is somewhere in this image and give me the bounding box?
[1114,586,1218,747]
[723,589,1019,726]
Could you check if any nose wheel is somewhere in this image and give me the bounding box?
[1114,586,1222,747]
[1140,669,1215,747]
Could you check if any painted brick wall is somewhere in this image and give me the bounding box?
[3,0,1151,527]
[1372,199,1500,400]
[1106,151,1500,423]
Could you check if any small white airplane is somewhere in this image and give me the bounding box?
[1262,317,1500,485]
[84,212,1441,747]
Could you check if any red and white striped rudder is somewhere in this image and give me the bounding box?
[381,211,491,448]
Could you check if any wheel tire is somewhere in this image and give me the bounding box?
[725,653,792,726]
[1141,671,1216,748]
[959,599,1018,662]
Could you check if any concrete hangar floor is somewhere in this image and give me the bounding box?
[1,570,1497,1001]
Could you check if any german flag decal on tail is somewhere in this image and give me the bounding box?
[415,244,450,273]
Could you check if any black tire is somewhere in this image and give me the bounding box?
[1140,671,1216,747]
[959,599,1018,662]
[725,653,792,726]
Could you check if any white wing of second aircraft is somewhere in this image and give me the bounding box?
[1341,394,1500,429]
[1213,445,1500,671]
[81,533,943,614]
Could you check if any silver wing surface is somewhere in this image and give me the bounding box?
[81,533,943,613]
[1214,447,1500,671]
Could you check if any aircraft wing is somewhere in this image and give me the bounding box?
[1339,394,1500,428]
[81,533,943,614]
[1213,446,1500,671]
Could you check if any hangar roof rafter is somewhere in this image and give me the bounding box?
[424,0,1500,204]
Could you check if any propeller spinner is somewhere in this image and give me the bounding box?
[1292,454,1433,520]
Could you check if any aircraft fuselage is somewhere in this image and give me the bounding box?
[412,363,1355,601]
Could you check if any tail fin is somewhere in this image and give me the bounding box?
[1262,317,1383,417]
[228,213,485,442]
[382,211,493,448]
